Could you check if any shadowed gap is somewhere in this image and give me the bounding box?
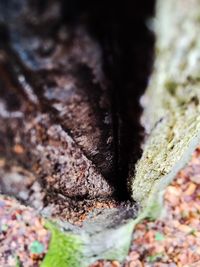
[0,0,155,204]
[61,0,155,200]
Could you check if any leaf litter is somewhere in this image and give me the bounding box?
[91,147,200,267]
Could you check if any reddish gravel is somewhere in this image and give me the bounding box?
[91,147,200,267]
[0,196,50,267]
[1,146,200,267]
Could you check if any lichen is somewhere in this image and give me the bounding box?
[132,0,200,211]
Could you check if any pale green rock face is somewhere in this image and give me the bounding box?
[132,0,200,209]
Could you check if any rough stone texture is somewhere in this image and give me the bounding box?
[132,0,200,209]
[5,0,200,266]
[10,0,114,181]
[42,203,138,267]
[0,0,115,203]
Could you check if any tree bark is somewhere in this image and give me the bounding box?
[1,0,200,266]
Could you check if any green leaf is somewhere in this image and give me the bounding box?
[15,255,21,267]
[188,228,197,236]
[29,240,44,254]
[1,224,8,232]
[147,253,164,263]
[155,232,165,241]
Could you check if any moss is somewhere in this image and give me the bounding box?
[41,221,85,267]
[165,80,177,96]
[15,256,21,267]
[147,253,164,263]
[132,0,200,212]
[41,215,136,267]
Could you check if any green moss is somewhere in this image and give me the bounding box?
[147,253,164,263]
[40,218,136,267]
[15,256,21,267]
[155,232,165,241]
[41,221,85,267]
[165,80,177,95]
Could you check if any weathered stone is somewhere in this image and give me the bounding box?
[132,0,200,213]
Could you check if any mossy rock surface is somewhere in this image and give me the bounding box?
[0,0,196,266]
[132,0,200,212]
[41,209,137,267]
[40,0,200,266]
